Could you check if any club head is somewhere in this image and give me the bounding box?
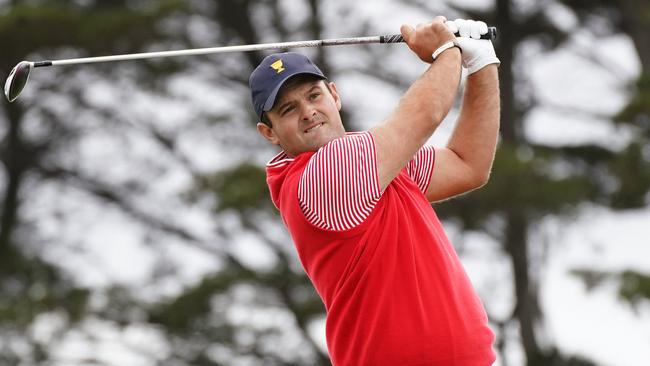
[4,61,33,103]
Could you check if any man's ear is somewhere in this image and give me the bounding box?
[328,81,342,111]
[257,122,279,145]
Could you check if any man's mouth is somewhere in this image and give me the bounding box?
[305,122,324,133]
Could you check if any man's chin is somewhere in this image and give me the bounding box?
[312,134,338,149]
[287,131,344,155]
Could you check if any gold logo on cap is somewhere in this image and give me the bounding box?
[270,59,285,74]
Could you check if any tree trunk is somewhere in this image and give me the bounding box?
[505,210,544,364]
[619,0,650,67]
[495,0,544,364]
[0,103,26,260]
[495,0,519,143]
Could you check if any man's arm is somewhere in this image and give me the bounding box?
[370,17,462,192]
[425,65,500,202]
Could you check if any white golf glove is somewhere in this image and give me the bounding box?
[445,19,500,75]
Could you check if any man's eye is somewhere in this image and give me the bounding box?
[310,93,321,100]
[281,105,295,115]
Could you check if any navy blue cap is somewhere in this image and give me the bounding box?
[249,52,326,120]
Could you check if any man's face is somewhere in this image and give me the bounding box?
[257,78,345,157]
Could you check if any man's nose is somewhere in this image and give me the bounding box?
[301,104,317,121]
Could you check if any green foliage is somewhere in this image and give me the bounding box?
[0,246,89,327]
[200,162,272,213]
[544,144,615,166]
[0,1,189,363]
[525,347,598,366]
[616,72,650,130]
[148,260,324,333]
[0,0,184,332]
[572,269,650,308]
[145,260,325,364]
[437,143,603,228]
[148,266,255,334]
[0,0,186,74]
[560,0,620,11]
[619,270,650,306]
[608,142,650,208]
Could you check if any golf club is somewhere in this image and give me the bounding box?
[4,27,497,103]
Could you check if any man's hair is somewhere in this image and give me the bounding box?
[261,74,330,127]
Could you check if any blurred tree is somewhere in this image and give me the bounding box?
[0,0,187,364]
[560,0,650,315]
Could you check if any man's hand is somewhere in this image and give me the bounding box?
[445,19,500,74]
[400,16,457,63]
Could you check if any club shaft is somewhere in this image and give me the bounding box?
[32,27,496,68]
[38,36,384,67]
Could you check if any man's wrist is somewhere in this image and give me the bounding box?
[467,63,499,80]
[432,40,461,61]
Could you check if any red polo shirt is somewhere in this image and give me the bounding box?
[266,132,495,365]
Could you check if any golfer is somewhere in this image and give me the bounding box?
[250,16,500,365]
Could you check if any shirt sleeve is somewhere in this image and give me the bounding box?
[298,132,381,231]
[405,145,436,193]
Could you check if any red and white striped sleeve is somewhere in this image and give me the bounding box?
[298,132,381,231]
[405,145,436,193]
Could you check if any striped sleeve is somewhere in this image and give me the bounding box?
[298,132,381,231]
[405,145,436,193]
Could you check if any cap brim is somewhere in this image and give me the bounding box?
[262,71,327,113]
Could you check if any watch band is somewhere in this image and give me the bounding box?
[432,40,460,60]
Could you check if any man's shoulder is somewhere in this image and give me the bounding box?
[267,131,373,172]
[316,131,374,154]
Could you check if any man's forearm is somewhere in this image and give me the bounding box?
[372,48,462,191]
[388,48,462,141]
[447,65,500,184]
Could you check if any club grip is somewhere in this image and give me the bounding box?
[381,26,497,43]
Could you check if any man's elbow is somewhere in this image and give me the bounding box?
[470,169,492,190]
